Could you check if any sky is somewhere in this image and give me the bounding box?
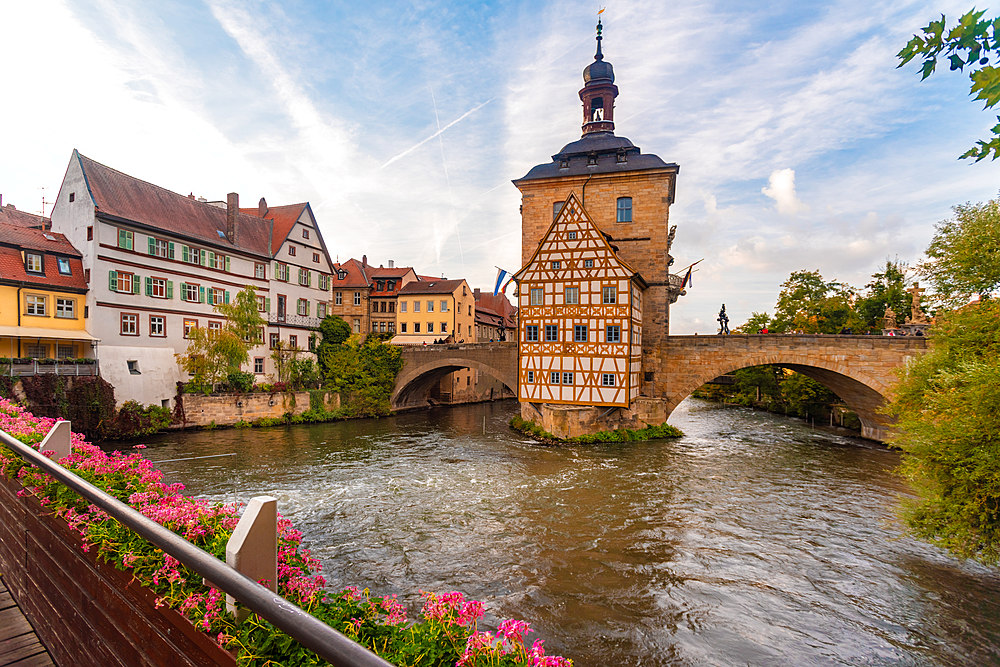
[3,0,999,334]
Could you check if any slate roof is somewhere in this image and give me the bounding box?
[398,279,467,295]
[75,151,273,257]
[0,222,87,291]
[513,131,678,184]
[0,204,49,230]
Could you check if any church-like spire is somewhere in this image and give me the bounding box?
[580,17,618,136]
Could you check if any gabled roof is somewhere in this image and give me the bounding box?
[0,222,87,291]
[398,279,467,296]
[74,151,272,257]
[331,258,370,288]
[0,222,81,257]
[368,266,416,296]
[0,204,49,230]
[241,201,307,253]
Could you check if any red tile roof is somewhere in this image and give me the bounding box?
[398,279,467,295]
[0,205,49,230]
[240,202,307,253]
[0,224,88,291]
[332,258,370,288]
[0,222,81,257]
[76,151,272,257]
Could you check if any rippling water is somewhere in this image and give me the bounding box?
[136,399,1000,666]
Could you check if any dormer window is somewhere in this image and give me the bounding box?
[587,154,598,166]
[387,280,396,291]
[559,159,569,169]
[25,252,43,274]
[337,270,347,280]
[616,150,627,163]
[57,257,72,275]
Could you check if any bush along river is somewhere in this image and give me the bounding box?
[135,398,1000,666]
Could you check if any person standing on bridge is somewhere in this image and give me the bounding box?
[717,304,730,335]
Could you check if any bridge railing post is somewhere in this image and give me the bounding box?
[224,495,278,622]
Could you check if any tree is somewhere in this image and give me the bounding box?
[884,299,1000,564]
[898,9,1000,161]
[734,311,771,334]
[316,316,352,378]
[854,259,912,331]
[770,270,860,333]
[920,196,1000,308]
[177,286,265,388]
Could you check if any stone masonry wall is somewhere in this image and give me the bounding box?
[177,391,340,428]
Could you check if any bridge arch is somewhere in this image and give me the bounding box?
[391,344,517,410]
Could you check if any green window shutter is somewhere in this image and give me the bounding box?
[207,251,215,267]
[224,290,230,304]
[126,232,133,250]
[199,286,205,303]
[225,256,231,272]
[148,237,155,254]
[168,242,175,259]
[201,251,208,267]
[133,275,140,294]
[265,297,270,312]
[118,229,126,248]
[182,245,190,263]
[145,276,152,296]
[166,281,174,299]
[206,289,213,305]
[306,301,310,316]
[109,270,117,291]
[180,282,187,301]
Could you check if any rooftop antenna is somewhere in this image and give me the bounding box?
[40,186,48,217]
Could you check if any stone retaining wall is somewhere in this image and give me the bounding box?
[177,391,341,428]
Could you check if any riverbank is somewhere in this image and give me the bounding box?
[509,415,682,444]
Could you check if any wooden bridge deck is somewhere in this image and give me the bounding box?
[0,577,53,667]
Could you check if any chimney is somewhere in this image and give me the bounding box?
[474,288,481,299]
[258,197,267,217]
[226,192,238,244]
[362,254,367,267]
[388,259,394,268]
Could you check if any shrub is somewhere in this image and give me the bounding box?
[225,371,255,394]
[109,400,173,439]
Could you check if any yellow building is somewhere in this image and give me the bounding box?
[393,279,476,345]
[0,222,95,360]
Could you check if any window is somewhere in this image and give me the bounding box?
[317,302,327,318]
[182,283,201,302]
[353,292,361,306]
[149,237,171,259]
[319,274,330,290]
[427,322,434,333]
[353,318,360,333]
[208,321,222,335]
[525,325,539,341]
[335,291,342,305]
[255,263,266,279]
[127,360,141,375]
[526,370,534,383]
[401,322,408,333]
[57,344,74,359]
[210,252,227,270]
[120,313,138,335]
[110,270,137,294]
[269,333,279,348]
[55,298,75,319]
[427,300,434,312]
[297,298,309,316]
[584,259,594,268]
[208,287,227,305]
[567,231,577,240]
[25,252,42,274]
[413,301,420,313]
[117,229,134,250]
[551,261,561,270]
[562,372,574,385]
[275,263,289,281]
[603,285,617,304]
[550,371,560,384]
[400,301,407,313]
[574,325,588,342]
[288,245,297,257]
[182,245,201,264]
[544,324,558,341]
[254,357,264,374]
[564,287,579,304]
[87,226,93,241]
[69,192,75,202]
[553,201,564,219]
[57,257,72,275]
[530,288,543,305]
[254,295,265,312]
[616,197,633,223]
[25,295,47,316]
[414,323,421,333]
[149,316,165,337]
[441,322,448,332]
[440,300,448,312]
[313,252,320,263]
[302,228,310,239]
[299,268,311,286]
[606,325,621,342]
[380,301,387,312]
[147,277,170,299]
[602,373,616,387]
[184,319,198,338]
[26,344,46,358]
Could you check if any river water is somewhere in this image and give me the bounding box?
[137,399,1000,666]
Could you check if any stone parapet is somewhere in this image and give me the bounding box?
[177,391,340,428]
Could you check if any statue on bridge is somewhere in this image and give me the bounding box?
[717,304,730,335]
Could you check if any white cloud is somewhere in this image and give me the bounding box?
[761,168,807,215]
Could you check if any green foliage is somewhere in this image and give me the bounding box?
[770,270,861,333]
[322,336,403,417]
[316,316,352,379]
[108,400,173,439]
[509,415,682,443]
[694,366,843,424]
[920,196,1000,308]
[734,311,771,334]
[225,371,255,393]
[854,259,913,331]
[779,371,839,420]
[885,299,1000,564]
[898,9,1000,160]
[177,286,265,387]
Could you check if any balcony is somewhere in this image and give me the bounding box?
[269,314,323,329]
[0,358,100,377]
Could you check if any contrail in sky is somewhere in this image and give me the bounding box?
[380,98,493,169]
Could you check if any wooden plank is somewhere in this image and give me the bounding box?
[0,608,32,643]
[5,652,54,667]
[0,632,48,664]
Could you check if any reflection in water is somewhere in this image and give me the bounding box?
[137,399,1000,666]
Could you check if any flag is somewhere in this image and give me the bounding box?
[598,7,606,14]
[681,266,692,289]
[493,268,508,296]
[502,276,515,294]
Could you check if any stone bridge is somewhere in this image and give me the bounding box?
[650,334,928,440]
[392,343,517,410]
[392,336,927,440]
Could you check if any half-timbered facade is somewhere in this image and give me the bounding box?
[514,192,643,407]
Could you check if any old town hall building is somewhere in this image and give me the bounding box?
[514,20,686,437]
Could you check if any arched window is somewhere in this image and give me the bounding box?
[616,197,633,223]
